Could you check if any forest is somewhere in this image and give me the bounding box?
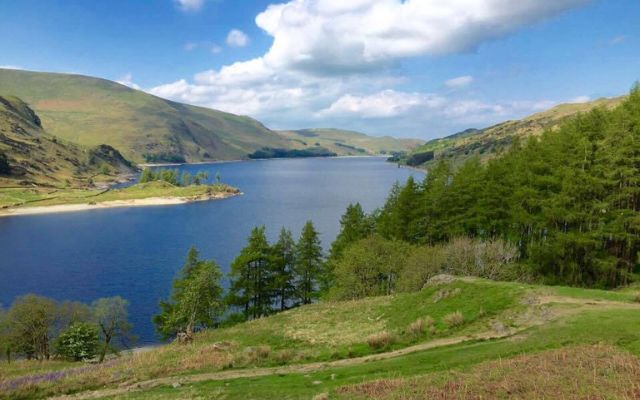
[330,85,640,290]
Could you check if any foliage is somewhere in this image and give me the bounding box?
[92,297,134,362]
[53,322,99,361]
[154,247,224,341]
[346,87,640,288]
[294,221,324,304]
[227,227,275,320]
[330,235,412,300]
[3,295,58,360]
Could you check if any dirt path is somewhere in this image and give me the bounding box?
[49,296,640,400]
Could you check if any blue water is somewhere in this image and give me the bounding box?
[0,157,421,344]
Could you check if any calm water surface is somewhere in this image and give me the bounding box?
[0,157,422,343]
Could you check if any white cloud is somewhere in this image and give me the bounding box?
[445,75,473,88]
[211,44,222,54]
[0,65,23,70]
[175,0,205,12]
[116,73,141,90]
[609,35,627,46]
[253,0,589,75]
[149,0,589,138]
[226,29,250,47]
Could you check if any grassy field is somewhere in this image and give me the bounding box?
[0,181,239,210]
[2,278,639,399]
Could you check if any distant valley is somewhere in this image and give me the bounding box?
[0,69,422,168]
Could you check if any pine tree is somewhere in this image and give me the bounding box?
[271,228,297,311]
[227,227,274,319]
[294,221,324,304]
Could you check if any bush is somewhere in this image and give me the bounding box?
[443,311,464,328]
[54,322,99,361]
[367,331,396,349]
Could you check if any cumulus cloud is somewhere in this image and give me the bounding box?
[150,0,589,137]
[253,0,589,75]
[226,29,250,47]
[175,0,205,12]
[116,73,141,90]
[445,75,474,88]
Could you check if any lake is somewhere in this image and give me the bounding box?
[0,157,422,344]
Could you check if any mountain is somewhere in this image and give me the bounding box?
[0,95,135,187]
[406,96,625,167]
[0,69,291,163]
[277,128,423,156]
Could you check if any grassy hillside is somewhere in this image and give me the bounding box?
[278,128,423,156]
[0,69,290,163]
[2,278,639,399]
[407,96,625,167]
[0,95,135,188]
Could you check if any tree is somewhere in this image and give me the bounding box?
[215,171,221,184]
[54,322,99,361]
[92,297,134,362]
[139,168,156,183]
[5,295,58,360]
[330,235,412,300]
[154,247,224,342]
[325,203,373,291]
[294,221,324,304]
[227,227,274,319]
[56,300,92,333]
[0,306,12,363]
[271,228,297,311]
[0,151,9,175]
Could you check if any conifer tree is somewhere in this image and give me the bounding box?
[227,227,274,319]
[294,221,324,304]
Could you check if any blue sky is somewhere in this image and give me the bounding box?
[0,0,638,140]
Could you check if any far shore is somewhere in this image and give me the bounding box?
[138,154,390,168]
[0,192,241,218]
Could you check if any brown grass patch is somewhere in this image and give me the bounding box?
[443,311,464,328]
[367,331,397,350]
[337,344,640,399]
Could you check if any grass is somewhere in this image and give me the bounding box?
[2,279,639,399]
[108,308,640,400]
[337,344,640,399]
[0,181,239,209]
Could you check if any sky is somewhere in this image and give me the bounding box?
[0,0,638,140]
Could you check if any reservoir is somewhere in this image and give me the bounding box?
[0,157,422,343]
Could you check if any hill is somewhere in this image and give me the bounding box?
[0,69,291,163]
[278,128,423,156]
[0,95,134,188]
[2,278,639,399]
[406,96,625,167]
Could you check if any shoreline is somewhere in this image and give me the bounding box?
[138,154,389,168]
[0,192,241,218]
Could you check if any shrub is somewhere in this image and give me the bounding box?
[406,316,435,337]
[54,322,99,361]
[633,293,640,303]
[367,331,396,349]
[443,311,464,328]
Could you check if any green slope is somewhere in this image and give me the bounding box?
[278,128,423,156]
[0,69,290,163]
[0,95,135,188]
[2,278,639,399]
[407,96,625,167]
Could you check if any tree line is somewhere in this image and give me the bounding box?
[0,296,133,363]
[139,168,221,186]
[327,85,640,290]
[153,221,324,342]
